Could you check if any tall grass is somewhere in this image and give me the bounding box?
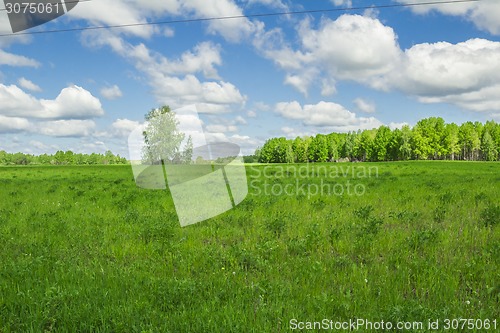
[0,162,498,332]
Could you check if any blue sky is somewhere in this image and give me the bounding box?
[1,0,500,157]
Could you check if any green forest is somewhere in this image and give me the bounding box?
[257,117,500,163]
[0,150,128,166]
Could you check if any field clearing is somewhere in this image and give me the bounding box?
[0,162,499,332]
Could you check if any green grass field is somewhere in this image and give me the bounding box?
[0,162,498,332]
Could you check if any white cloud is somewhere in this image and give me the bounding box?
[18,78,42,92]
[100,85,123,100]
[181,0,258,42]
[280,126,314,139]
[205,124,238,133]
[147,74,246,111]
[131,41,222,79]
[275,101,383,131]
[68,0,163,38]
[282,126,294,134]
[391,39,500,112]
[353,98,376,113]
[29,140,50,151]
[111,118,141,137]
[254,102,271,112]
[37,120,96,137]
[234,116,247,125]
[395,0,500,35]
[163,27,175,38]
[82,32,245,112]
[0,84,104,119]
[331,0,352,7]
[70,0,257,42]
[258,13,500,114]
[255,14,401,95]
[389,122,409,130]
[41,86,104,119]
[300,15,401,87]
[0,49,39,67]
[0,115,31,133]
[247,110,257,118]
[247,0,288,10]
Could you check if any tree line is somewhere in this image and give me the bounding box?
[257,118,500,163]
[0,150,128,166]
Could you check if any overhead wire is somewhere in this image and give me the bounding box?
[0,0,482,37]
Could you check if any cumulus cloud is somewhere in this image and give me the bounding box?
[68,0,164,38]
[36,120,96,137]
[0,84,103,138]
[275,101,383,131]
[181,0,259,42]
[247,0,288,10]
[247,110,257,118]
[389,122,409,130]
[69,0,257,42]
[83,31,246,113]
[392,39,500,112]
[255,14,401,95]
[205,124,238,133]
[0,84,103,119]
[18,78,42,92]
[395,0,500,36]
[0,115,31,133]
[354,98,376,113]
[100,85,123,100]
[127,41,222,79]
[280,126,315,139]
[257,13,500,114]
[331,0,352,7]
[110,118,141,137]
[234,116,247,125]
[0,49,39,67]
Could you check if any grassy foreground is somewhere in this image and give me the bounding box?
[0,162,498,332]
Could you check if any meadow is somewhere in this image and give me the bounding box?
[0,162,498,332]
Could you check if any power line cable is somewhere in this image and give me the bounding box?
[0,0,481,37]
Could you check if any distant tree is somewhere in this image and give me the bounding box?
[443,123,460,160]
[253,118,499,164]
[0,150,8,164]
[142,106,185,165]
[103,150,114,165]
[485,120,500,160]
[459,122,480,161]
[354,129,376,162]
[481,130,497,161]
[292,136,312,163]
[429,117,446,159]
[258,138,276,163]
[275,137,293,163]
[182,136,193,164]
[254,148,261,162]
[292,137,306,163]
[308,134,329,162]
[387,128,402,161]
[343,132,356,160]
[397,125,413,161]
[326,133,341,161]
[372,126,392,161]
[54,150,66,165]
[243,155,257,163]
